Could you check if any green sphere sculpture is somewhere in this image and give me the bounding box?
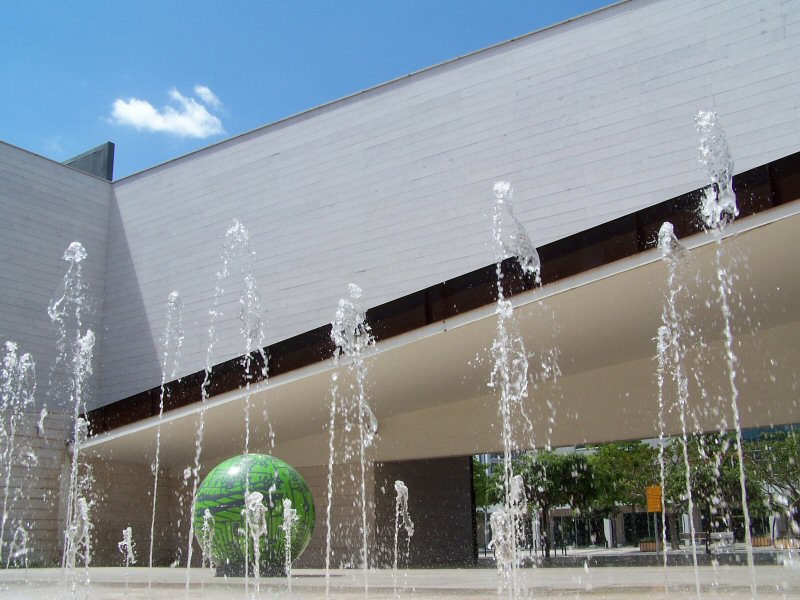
[193,454,315,574]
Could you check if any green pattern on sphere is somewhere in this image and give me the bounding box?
[193,454,315,570]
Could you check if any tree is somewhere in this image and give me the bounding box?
[513,451,596,558]
[747,429,800,528]
[588,441,658,517]
[472,457,495,513]
[472,457,500,553]
[663,433,764,541]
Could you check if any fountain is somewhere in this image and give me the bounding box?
[391,480,414,598]
[694,110,757,595]
[66,496,92,597]
[6,526,29,570]
[0,341,36,566]
[325,282,378,597]
[199,508,215,570]
[0,109,798,600]
[282,497,299,590]
[488,181,540,597]
[117,526,135,567]
[148,290,183,589]
[657,221,703,597]
[183,218,274,594]
[117,526,135,589]
[42,241,97,598]
[392,480,413,571]
[655,323,671,573]
[488,507,514,590]
[243,490,269,593]
[650,111,769,598]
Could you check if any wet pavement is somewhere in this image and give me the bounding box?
[0,562,798,599]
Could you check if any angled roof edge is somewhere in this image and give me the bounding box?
[0,140,114,185]
[63,142,115,181]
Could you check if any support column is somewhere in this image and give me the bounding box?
[373,456,477,567]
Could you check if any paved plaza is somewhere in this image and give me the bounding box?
[0,564,798,599]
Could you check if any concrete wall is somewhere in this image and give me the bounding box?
[89,460,186,567]
[0,142,112,412]
[86,458,378,569]
[100,0,800,407]
[0,142,113,566]
[0,411,70,566]
[295,462,376,569]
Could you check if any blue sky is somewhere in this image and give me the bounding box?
[2,1,612,179]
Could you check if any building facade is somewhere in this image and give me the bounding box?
[1,0,800,567]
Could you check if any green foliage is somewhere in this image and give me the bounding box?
[662,433,765,531]
[746,429,800,517]
[471,457,506,511]
[588,441,658,516]
[514,451,596,514]
[475,430,800,554]
[471,457,492,512]
[513,450,597,557]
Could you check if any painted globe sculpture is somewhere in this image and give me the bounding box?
[193,454,315,574]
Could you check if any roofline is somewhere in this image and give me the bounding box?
[0,140,113,185]
[114,0,631,183]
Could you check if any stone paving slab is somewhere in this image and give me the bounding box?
[0,565,798,598]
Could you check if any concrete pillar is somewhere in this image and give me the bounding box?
[614,513,626,547]
[372,456,477,567]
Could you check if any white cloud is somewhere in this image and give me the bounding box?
[45,135,65,155]
[110,86,224,138]
[194,85,222,110]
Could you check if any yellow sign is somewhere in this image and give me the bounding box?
[646,485,662,513]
